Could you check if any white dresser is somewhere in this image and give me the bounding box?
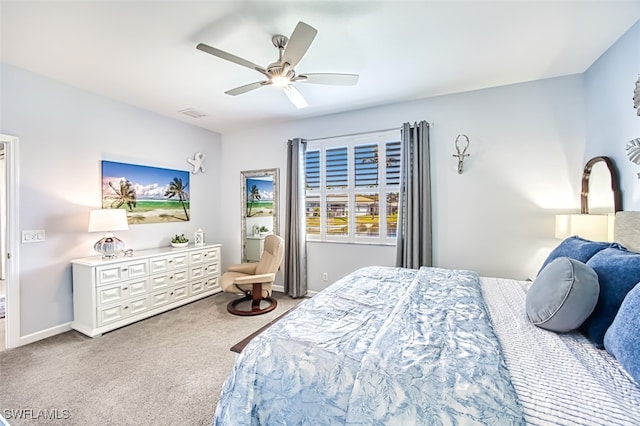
[71,244,221,337]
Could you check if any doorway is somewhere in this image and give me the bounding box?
[0,145,5,350]
[0,134,19,350]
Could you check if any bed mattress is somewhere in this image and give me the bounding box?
[213,267,640,425]
[481,277,640,425]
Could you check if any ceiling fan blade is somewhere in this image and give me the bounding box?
[225,81,270,96]
[282,85,309,109]
[197,43,267,75]
[281,21,317,69]
[296,73,359,86]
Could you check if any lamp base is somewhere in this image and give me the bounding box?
[94,233,125,259]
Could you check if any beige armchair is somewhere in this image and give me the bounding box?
[221,234,284,316]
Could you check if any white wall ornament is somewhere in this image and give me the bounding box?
[625,138,640,179]
[626,138,640,164]
[634,74,640,116]
[187,152,206,174]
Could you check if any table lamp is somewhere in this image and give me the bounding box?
[555,213,614,242]
[88,209,129,259]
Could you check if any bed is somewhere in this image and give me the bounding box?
[213,212,640,425]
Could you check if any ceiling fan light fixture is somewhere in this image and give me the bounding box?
[271,75,290,88]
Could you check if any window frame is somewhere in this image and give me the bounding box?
[306,129,401,245]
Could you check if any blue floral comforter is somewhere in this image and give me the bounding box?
[213,266,524,425]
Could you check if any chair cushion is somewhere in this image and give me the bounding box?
[221,271,250,292]
[526,257,599,332]
[604,283,640,384]
[221,271,273,297]
[582,246,640,347]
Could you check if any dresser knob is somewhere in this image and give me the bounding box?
[123,287,128,291]
[124,306,129,310]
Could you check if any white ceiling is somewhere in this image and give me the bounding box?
[2,1,640,134]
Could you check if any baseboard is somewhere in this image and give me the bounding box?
[15,322,72,347]
[273,285,318,297]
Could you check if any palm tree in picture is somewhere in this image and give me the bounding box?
[247,185,261,217]
[164,177,190,221]
[108,179,137,211]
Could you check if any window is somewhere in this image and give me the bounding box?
[305,130,401,244]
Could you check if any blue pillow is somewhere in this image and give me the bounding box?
[604,283,640,384]
[526,257,599,332]
[582,246,640,347]
[538,236,610,276]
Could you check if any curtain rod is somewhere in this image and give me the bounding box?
[306,122,433,142]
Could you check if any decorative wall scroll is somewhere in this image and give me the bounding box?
[453,134,470,174]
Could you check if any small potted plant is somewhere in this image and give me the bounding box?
[258,226,270,237]
[171,233,189,248]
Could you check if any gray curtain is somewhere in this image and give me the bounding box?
[284,138,308,297]
[396,121,432,269]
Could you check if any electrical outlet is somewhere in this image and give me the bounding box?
[322,272,328,281]
[22,229,46,243]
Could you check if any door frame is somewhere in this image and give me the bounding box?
[1,134,20,349]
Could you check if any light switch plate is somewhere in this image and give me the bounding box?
[22,230,45,243]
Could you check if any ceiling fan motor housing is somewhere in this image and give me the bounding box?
[267,63,295,80]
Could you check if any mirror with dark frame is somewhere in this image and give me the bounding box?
[241,169,279,263]
[581,156,622,214]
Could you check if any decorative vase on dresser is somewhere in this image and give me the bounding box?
[71,244,221,337]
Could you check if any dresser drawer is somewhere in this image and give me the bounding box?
[149,283,189,308]
[203,261,219,277]
[190,279,206,296]
[96,259,149,286]
[97,295,148,326]
[204,276,220,292]
[149,252,189,274]
[149,268,189,291]
[203,246,220,263]
[97,278,148,307]
[170,284,189,302]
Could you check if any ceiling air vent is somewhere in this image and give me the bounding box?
[178,108,206,119]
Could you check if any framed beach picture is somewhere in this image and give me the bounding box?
[101,160,190,224]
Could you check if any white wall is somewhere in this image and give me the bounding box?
[0,64,222,337]
[584,20,640,208]
[221,75,587,290]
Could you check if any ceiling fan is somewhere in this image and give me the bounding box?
[196,21,359,109]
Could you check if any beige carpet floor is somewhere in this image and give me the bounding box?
[0,292,304,426]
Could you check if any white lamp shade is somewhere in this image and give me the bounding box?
[88,209,129,232]
[555,213,615,242]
